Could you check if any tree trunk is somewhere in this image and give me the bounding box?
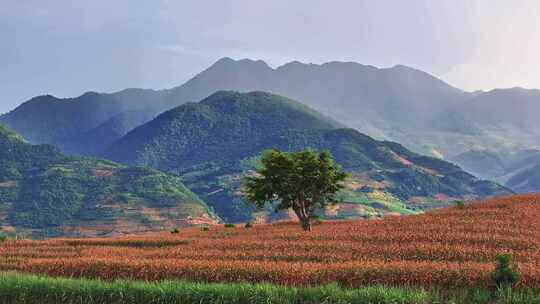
[293,202,312,231]
[300,216,311,231]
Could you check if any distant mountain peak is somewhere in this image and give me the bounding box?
[390,64,411,69]
[238,58,269,65]
[28,94,59,102]
[487,87,540,94]
[276,60,310,71]
[210,57,271,70]
[80,91,102,98]
[214,57,235,64]
[275,60,379,72]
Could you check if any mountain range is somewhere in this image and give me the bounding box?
[104,91,510,222]
[2,58,539,158]
[1,57,539,236]
[3,58,540,156]
[3,57,540,193]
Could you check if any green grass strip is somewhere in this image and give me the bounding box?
[0,272,429,304]
[3,272,540,304]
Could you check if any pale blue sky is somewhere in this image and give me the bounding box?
[1,0,539,113]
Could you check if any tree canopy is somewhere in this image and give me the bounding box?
[244,149,347,231]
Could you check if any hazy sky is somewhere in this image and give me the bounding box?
[1,0,540,113]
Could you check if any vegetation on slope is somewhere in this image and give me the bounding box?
[104,91,510,222]
[0,125,216,237]
[105,91,340,167]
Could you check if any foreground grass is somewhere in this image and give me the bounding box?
[1,272,540,304]
[0,272,428,304]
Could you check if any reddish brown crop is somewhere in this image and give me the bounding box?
[2,194,540,288]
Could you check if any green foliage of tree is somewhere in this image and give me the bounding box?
[244,149,347,231]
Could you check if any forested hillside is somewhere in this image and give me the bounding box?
[105,91,510,222]
[0,125,217,238]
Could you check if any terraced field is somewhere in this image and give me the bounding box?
[1,194,540,289]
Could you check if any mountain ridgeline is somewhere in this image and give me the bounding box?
[0,125,217,238]
[0,90,162,155]
[166,58,540,156]
[2,56,538,216]
[5,57,540,163]
[0,58,467,156]
[104,91,341,168]
[451,148,540,193]
[104,91,510,222]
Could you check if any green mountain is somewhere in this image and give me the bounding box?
[0,125,217,238]
[104,91,511,223]
[105,91,341,167]
[0,89,163,155]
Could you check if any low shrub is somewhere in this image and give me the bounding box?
[224,223,235,228]
[454,201,465,209]
[492,253,520,288]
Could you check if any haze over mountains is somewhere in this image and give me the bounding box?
[1,57,539,199]
[3,58,540,157]
[451,149,540,193]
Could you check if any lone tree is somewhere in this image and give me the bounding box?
[244,149,347,231]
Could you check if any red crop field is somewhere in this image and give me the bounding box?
[1,194,540,289]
